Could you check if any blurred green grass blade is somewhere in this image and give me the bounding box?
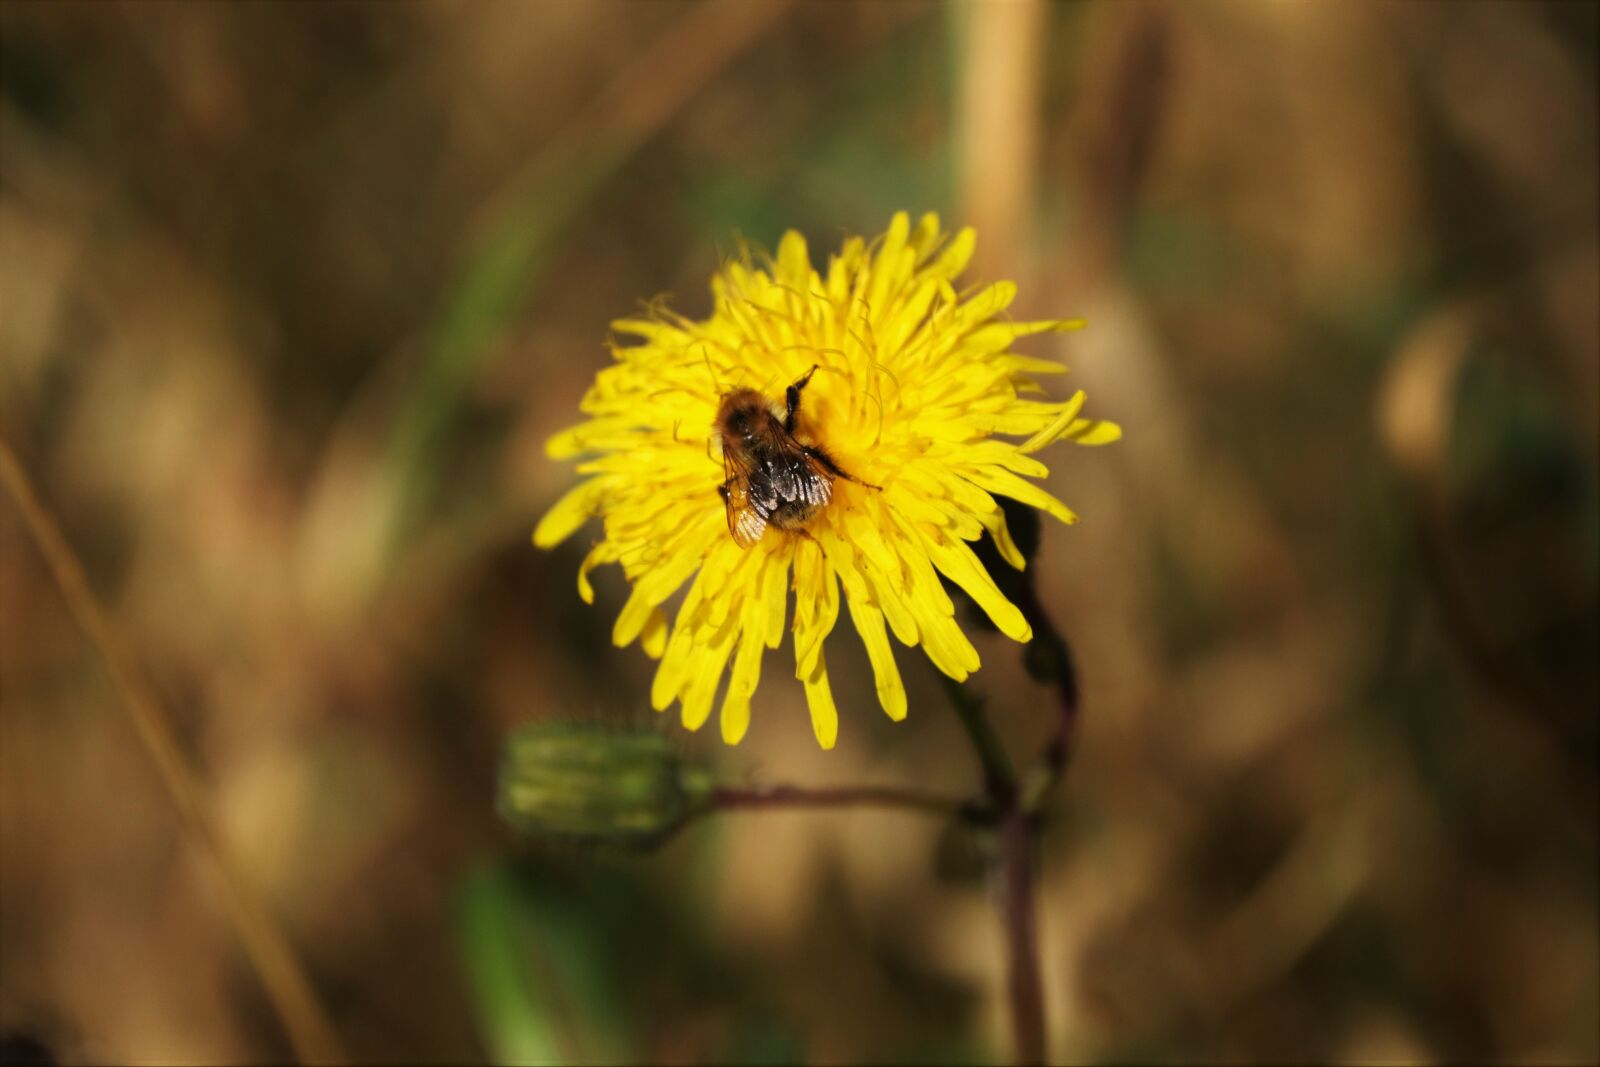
[715,1017,805,1066]
[456,857,638,1066]
[456,863,566,1066]
[383,145,625,562]
[378,1,792,565]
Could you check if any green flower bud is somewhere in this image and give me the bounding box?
[497,723,712,849]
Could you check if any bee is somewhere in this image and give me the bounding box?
[714,365,871,548]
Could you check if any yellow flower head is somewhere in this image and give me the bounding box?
[534,213,1119,749]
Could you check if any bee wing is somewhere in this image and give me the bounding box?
[764,436,833,508]
[798,450,834,508]
[729,501,769,549]
[758,452,797,503]
[721,475,769,549]
[722,448,770,549]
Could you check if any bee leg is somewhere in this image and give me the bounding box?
[784,364,820,432]
[804,445,881,490]
[718,481,732,502]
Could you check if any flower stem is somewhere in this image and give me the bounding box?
[938,674,1017,801]
[1000,809,1046,1067]
[938,673,1050,1065]
[1013,580,1081,813]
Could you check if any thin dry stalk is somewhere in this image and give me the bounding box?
[956,0,1048,283]
[0,436,346,1067]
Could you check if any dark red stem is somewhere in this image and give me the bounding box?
[1000,809,1046,1066]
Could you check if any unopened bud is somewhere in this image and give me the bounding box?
[497,723,712,849]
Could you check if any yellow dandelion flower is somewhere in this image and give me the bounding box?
[534,212,1119,749]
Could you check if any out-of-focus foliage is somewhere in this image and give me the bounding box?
[1,2,1595,1064]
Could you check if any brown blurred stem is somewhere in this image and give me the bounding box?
[939,673,1047,1065]
[0,436,346,1067]
[955,0,1047,282]
[999,807,1046,1067]
[940,674,1018,802]
[1015,581,1081,813]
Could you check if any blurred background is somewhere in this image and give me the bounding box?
[2,1,1596,1063]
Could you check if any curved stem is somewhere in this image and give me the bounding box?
[1,436,346,1066]
[1000,810,1046,1067]
[937,672,1049,1065]
[939,674,1017,801]
[1013,579,1081,813]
